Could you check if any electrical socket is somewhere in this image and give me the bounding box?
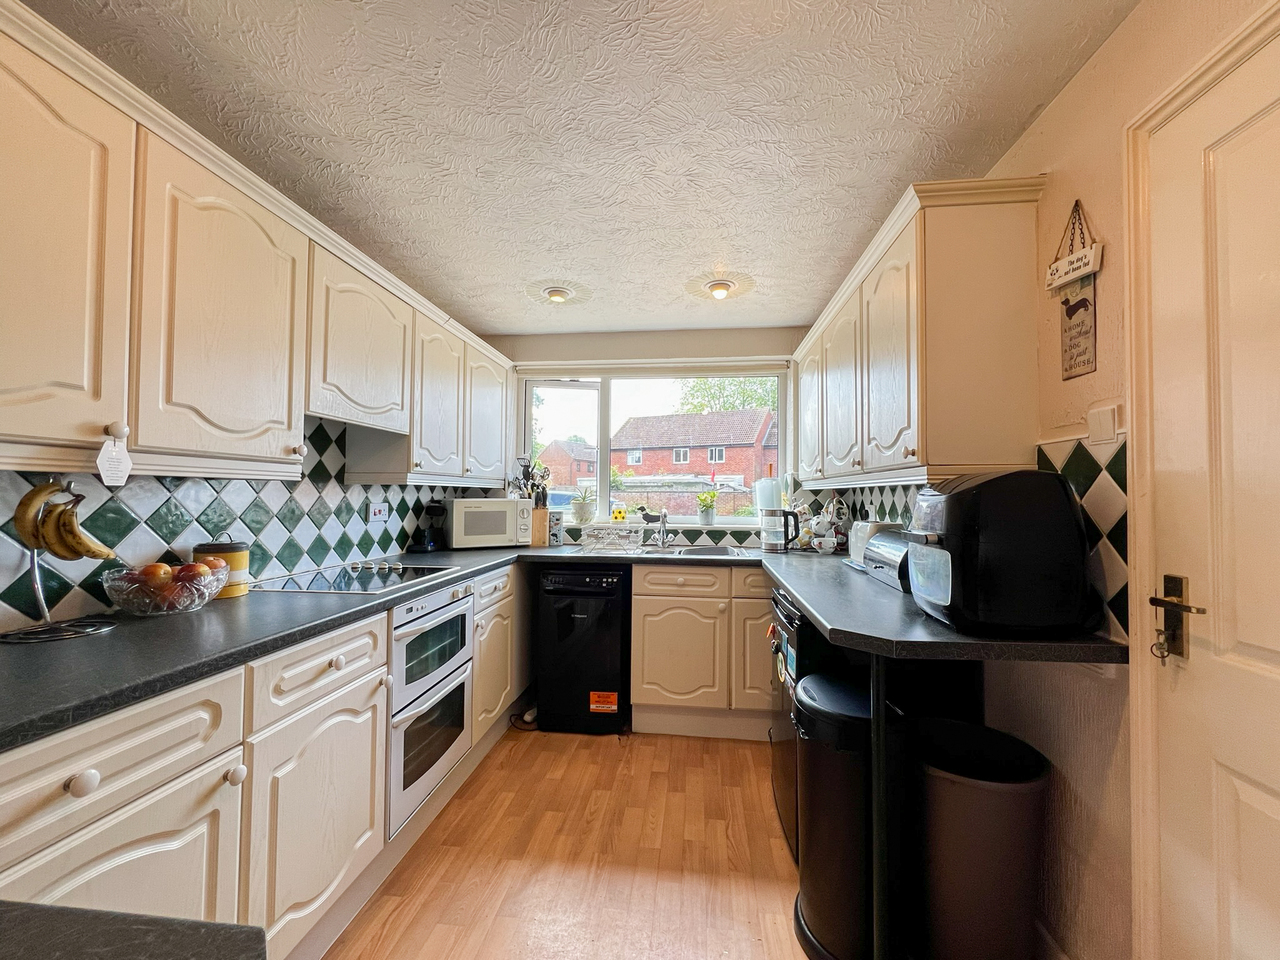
[366,501,390,523]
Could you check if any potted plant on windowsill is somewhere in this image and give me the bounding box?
[696,489,718,525]
[570,486,595,524]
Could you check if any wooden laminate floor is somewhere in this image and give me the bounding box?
[325,729,806,960]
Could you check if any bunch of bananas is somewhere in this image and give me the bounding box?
[12,481,116,562]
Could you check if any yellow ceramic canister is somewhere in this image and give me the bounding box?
[192,534,251,599]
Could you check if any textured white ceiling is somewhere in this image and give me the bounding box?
[23,0,1136,336]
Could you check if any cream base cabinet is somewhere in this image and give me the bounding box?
[131,129,309,476]
[242,670,387,960]
[306,244,412,433]
[0,749,245,922]
[731,599,775,711]
[464,347,507,482]
[472,595,516,742]
[631,596,730,710]
[0,32,133,464]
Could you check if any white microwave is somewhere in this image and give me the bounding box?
[445,498,532,548]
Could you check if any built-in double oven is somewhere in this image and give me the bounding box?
[388,582,475,838]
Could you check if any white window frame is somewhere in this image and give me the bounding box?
[627,449,643,465]
[707,446,726,464]
[672,448,689,465]
[518,366,788,527]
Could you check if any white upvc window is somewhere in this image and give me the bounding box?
[673,448,689,465]
[708,446,726,464]
[627,449,643,465]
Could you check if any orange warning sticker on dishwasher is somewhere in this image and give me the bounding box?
[589,692,618,713]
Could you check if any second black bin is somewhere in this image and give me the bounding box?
[793,672,872,960]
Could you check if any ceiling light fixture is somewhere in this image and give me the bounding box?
[545,287,571,303]
[707,280,734,300]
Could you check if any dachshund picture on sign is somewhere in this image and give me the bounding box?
[1060,273,1097,380]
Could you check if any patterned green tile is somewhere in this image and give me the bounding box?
[240,497,274,536]
[376,529,394,553]
[81,499,139,549]
[1081,509,1104,550]
[333,532,355,560]
[395,498,410,521]
[1107,584,1129,636]
[1106,442,1127,494]
[1,517,21,544]
[1060,442,1102,499]
[729,530,751,545]
[356,530,376,556]
[248,480,268,493]
[207,479,230,492]
[333,499,355,527]
[145,498,194,542]
[1,563,74,619]
[306,535,331,566]
[1037,447,1055,472]
[197,497,238,537]
[1106,513,1128,564]
[307,458,332,488]
[394,529,410,549]
[80,558,125,606]
[248,541,273,578]
[308,424,332,458]
[156,476,184,492]
[334,429,346,456]
[276,537,305,571]
[307,497,333,529]
[705,529,726,544]
[276,497,306,532]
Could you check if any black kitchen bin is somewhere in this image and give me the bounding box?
[793,673,872,960]
[916,718,1050,960]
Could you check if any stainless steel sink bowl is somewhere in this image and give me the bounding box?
[675,545,750,557]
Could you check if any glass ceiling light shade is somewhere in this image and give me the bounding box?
[525,281,593,306]
[707,280,734,299]
[685,270,756,301]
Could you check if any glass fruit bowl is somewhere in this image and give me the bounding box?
[102,563,230,616]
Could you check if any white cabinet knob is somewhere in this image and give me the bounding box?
[718,602,727,612]
[329,654,347,671]
[64,769,101,798]
[224,764,248,787]
[292,443,308,458]
[414,460,424,470]
[103,421,130,440]
[676,577,686,586]
[464,466,472,474]
[381,674,394,689]
[901,446,916,459]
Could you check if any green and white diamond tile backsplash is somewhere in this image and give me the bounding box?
[0,418,491,631]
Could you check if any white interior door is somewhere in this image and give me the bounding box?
[1146,27,1280,960]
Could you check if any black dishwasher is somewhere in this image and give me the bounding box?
[535,567,630,734]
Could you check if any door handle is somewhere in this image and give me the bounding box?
[1148,575,1206,663]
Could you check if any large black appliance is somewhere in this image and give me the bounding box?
[769,587,849,863]
[905,470,1101,635]
[535,567,630,734]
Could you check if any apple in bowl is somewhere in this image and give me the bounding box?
[101,561,231,616]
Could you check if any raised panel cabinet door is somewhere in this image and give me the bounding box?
[509,571,531,702]
[796,342,823,481]
[0,749,245,923]
[862,219,921,471]
[472,596,515,742]
[307,245,412,432]
[0,33,132,449]
[412,313,465,477]
[822,294,863,477]
[631,597,730,710]
[464,347,507,481]
[243,670,386,960]
[731,599,775,711]
[132,130,308,464]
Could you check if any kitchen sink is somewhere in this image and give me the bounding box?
[674,545,751,557]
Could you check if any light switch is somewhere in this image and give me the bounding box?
[1087,405,1118,445]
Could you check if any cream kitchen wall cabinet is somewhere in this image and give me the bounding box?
[0,31,134,470]
[793,177,1043,487]
[472,595,516,742]
[412,314,467,477]
[242,669,387,960]
[131,130,309,478]
[631,596,730,710]
[0,749,245,923]
[464,346,507,482]
[306,244,412,433]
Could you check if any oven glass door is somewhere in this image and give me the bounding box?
[393,597,472,712]
[389,661,472,838]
